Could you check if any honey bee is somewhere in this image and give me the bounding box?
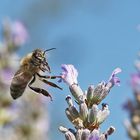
[10,48,62,100]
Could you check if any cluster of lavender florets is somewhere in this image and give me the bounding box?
[59,64,121,140]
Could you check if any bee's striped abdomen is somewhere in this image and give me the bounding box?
[10,82,27,99]
[10,70,32,99]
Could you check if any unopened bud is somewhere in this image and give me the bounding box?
[59,126,68,133]
[97,105,110,124]
[76,129,83,140]
[79,102,88,122]
[89,104,98,123]
[66,95,73,107]
[65,131,76,140]
[81,129,90,140]
[69,84,83,102]
[68,106,79,119]
[65,108,74,123]
[87,85,94,103]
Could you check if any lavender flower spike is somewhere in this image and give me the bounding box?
[11,21,28,46]
[107,68,122,88]
[60,64,78,86]
[59,66,117,140]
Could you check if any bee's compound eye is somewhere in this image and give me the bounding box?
[36,53,42,58]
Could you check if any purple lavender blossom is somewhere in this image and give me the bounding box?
[130,73,140,91]
[11,21,28,46]
[89,130,100,140]
[59,64,78,86]
[108,68,122,86]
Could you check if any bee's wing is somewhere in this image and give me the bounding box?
[10,69,31,99]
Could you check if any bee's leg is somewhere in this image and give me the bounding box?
[28,75,52,101]
[28,74,36,85]
[39,67,45,72]
[39,78,63,90]
[37,73,61,79]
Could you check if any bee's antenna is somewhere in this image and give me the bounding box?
[43,48,56,54]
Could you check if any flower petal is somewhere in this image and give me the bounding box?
[108,68,122,86]
[60,64,78,86]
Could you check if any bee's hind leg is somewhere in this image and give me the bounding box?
[28,75,52,101]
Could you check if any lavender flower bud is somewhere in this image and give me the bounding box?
[66,95,73,107]
[76,129,83,140]
[99,134,106,140]
[92,82,108,105]
[66,108,83,128]
[59,126,76,140]
[65,131,76,140]
[89,104,98,123]
[59,126,69,133]
[79,101,88,122]
[69,84,84,102]
[69,128,76,135]
[105,126,115,136]
[79,95,86,103]
[87,85,94,102]
[68,106,79,119]
[81,129,90,140]
[97,104,110,124]
[89,129,100,140]
[65,108,74,123]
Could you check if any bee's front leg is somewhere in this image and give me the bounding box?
[28,75,53,100]
[37,73,61,79]
[39,78,62,90]
[39,67,46,72]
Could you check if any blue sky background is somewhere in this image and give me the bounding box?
[1,0,140,140]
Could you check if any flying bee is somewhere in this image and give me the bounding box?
[10,48,62,100]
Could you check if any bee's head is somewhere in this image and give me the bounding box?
[33,49,45,61]
[32,48,56,73]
